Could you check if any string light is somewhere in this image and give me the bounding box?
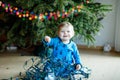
[0,0,85,21]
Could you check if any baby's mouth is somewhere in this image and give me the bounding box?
[63,36,67,37]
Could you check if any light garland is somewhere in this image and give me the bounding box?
[0,1,89,21]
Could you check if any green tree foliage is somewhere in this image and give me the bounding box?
[0,0,112,49]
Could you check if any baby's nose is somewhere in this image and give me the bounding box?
[64,31,67,34]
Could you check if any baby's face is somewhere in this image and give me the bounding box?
[58,26,74,42]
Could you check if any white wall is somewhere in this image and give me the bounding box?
[115,0,120,51]
[74,0,117,47]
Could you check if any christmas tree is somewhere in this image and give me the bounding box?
[0,0,111,50]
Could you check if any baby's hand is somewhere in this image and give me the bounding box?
[76,64,81,70]
[45,36,51,43]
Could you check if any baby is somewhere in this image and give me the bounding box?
[43,21,82,79]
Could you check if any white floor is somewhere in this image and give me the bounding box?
[0,49,120,80]
[80,50,120,80]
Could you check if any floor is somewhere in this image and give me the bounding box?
[0,49,120,80]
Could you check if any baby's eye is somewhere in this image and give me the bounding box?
[67,31,70,33]
[61,31,64,32]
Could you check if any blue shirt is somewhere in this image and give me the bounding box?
[43,37,81,65]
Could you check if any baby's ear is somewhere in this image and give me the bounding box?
[72,31,75,37]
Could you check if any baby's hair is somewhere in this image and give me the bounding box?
[58,21,74,31]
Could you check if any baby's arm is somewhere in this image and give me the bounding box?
[44,36,51,43]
